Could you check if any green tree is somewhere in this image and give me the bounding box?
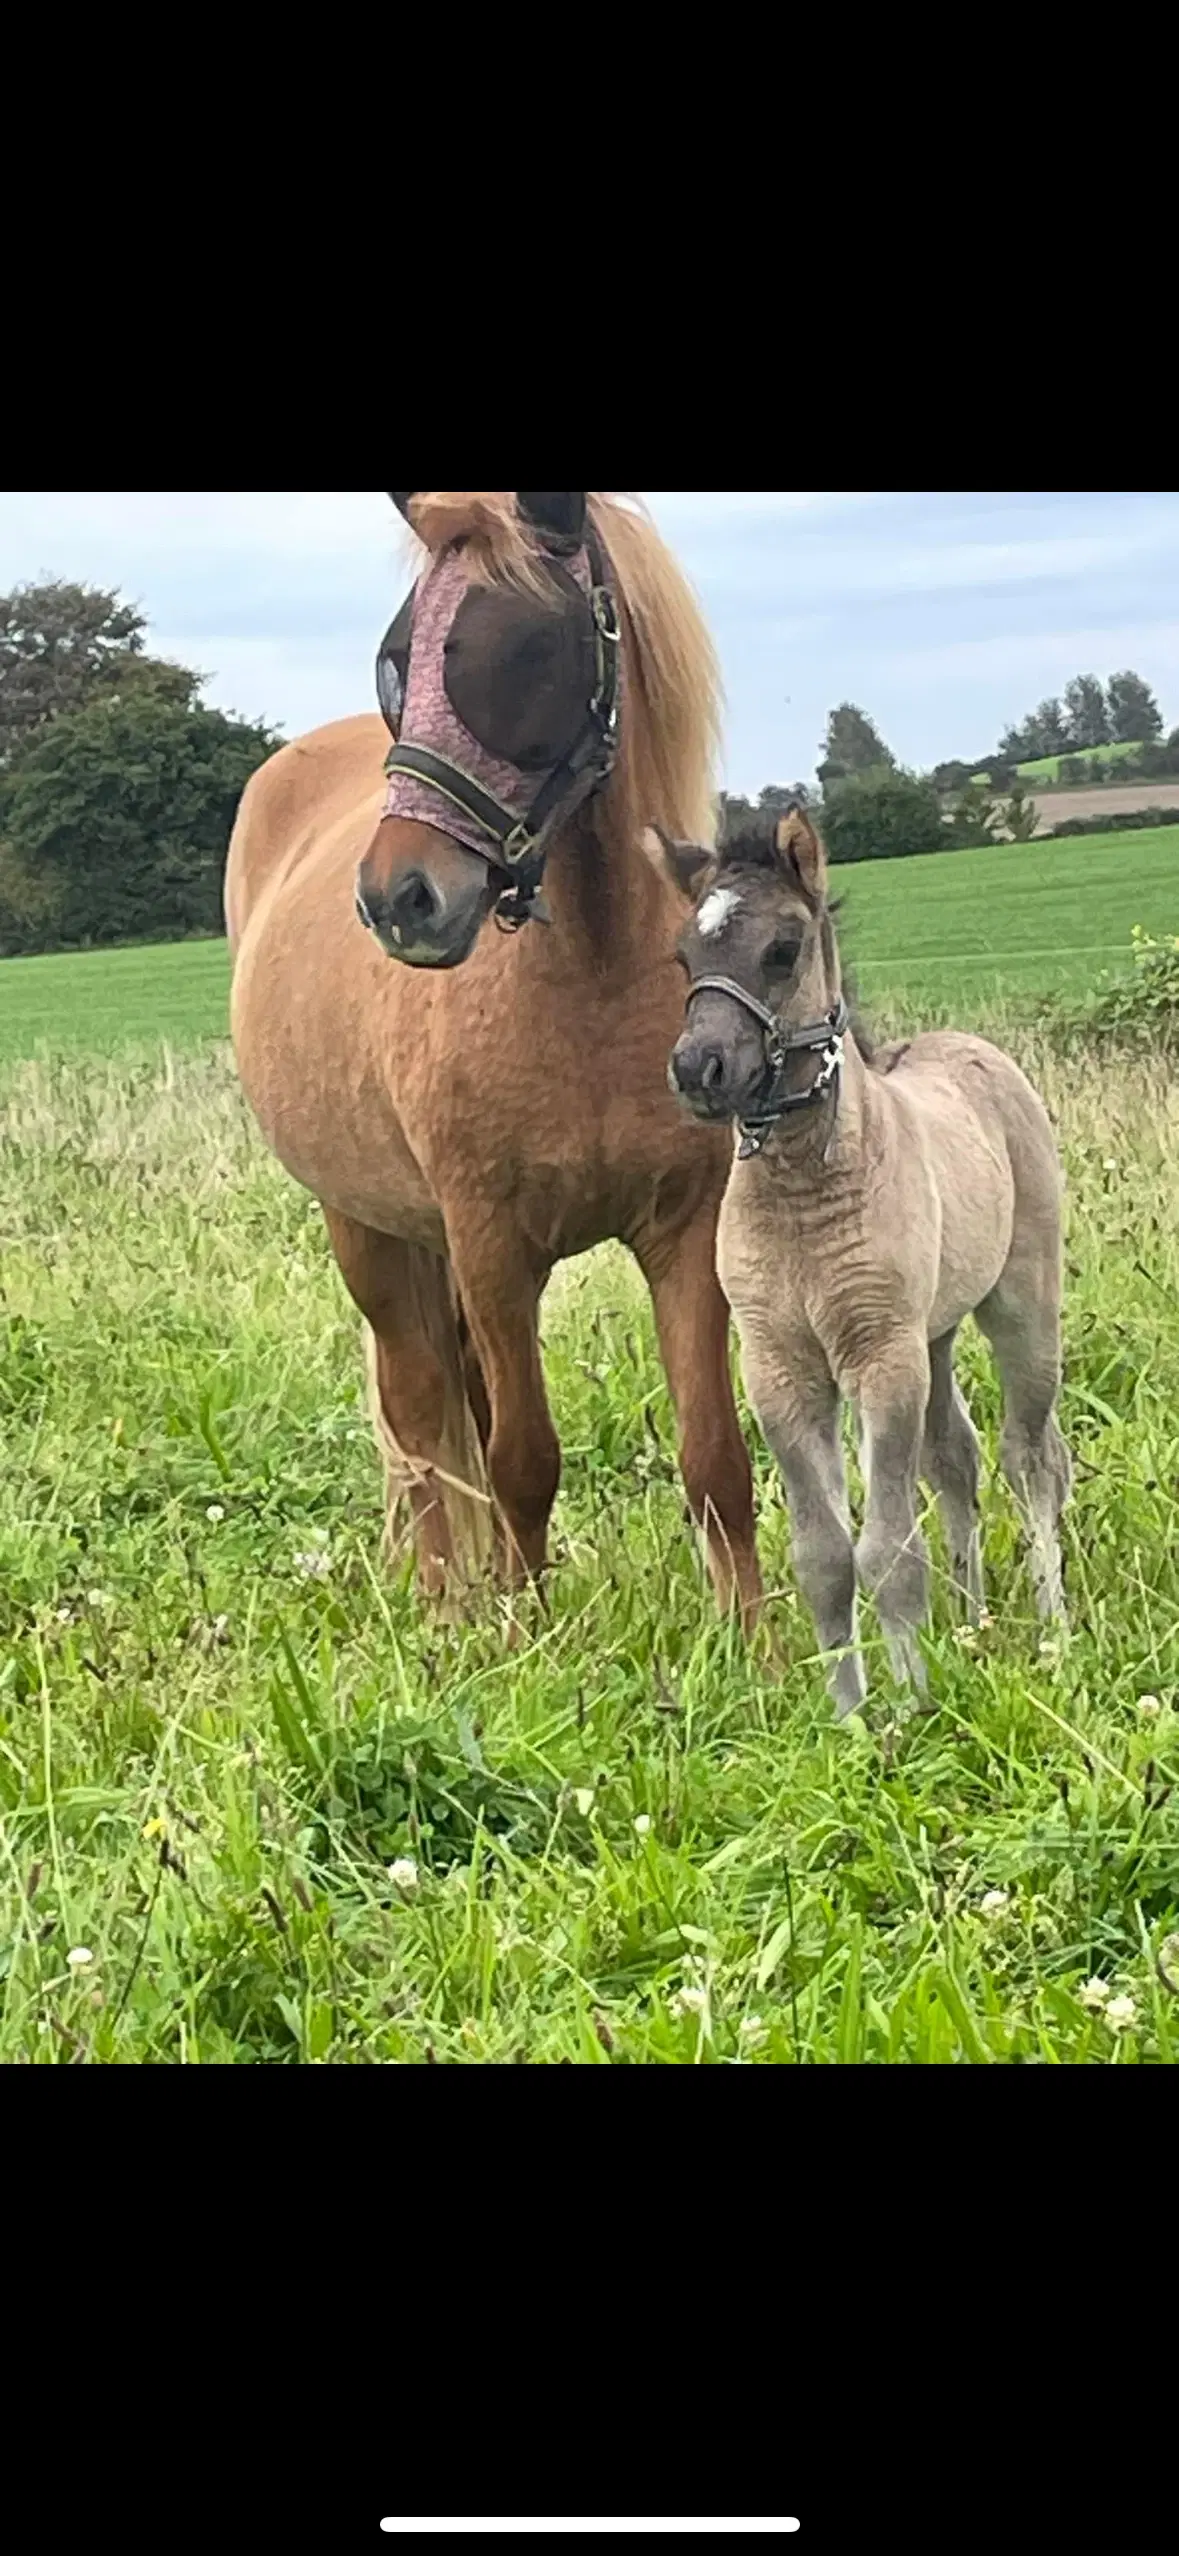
[821,767,947,864]
[1106,669,1162,745]
[1001,782,1040,842]
[818,702,895,785]
[0,578,199,764]
[1031,697,1069,756]
[758,781,811,815]
[2,691,278,949]
[950,777,1000,847]
[1063,673,1110,750]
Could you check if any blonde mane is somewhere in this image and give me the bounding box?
[400,491,722,853]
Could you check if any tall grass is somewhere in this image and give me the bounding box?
[2,1015,1177,2062]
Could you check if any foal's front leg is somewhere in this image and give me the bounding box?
[740,1334,863,1717]
[852,1333,932,1693]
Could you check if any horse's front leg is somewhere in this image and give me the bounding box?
[445,1225,560,1587]
[635,1211,763,1627]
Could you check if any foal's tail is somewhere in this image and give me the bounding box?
[363,1244,495,1583]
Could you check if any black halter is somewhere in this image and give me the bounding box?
[375,529,621,933]
[686,976,849,1160]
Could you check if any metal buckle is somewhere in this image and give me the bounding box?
[501,821,537,870]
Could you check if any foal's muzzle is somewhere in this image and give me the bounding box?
[669,1031,744,1119]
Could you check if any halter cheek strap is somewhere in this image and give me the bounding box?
[686,977,849,1160]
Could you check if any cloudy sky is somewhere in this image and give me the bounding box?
[3,490,1178,793]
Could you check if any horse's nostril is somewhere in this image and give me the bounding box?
[395,871,439,930]
[702,1052,724,1092]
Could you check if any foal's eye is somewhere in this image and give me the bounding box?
[763,936,802,974]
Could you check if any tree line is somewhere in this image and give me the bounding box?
[4,580,1176,958]
[0,580,278,955]
[722,673,1179,867]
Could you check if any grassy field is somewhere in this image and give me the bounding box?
[2,824,1178,1060]
[1017,740,1140,785]
[2,842,1178,2063]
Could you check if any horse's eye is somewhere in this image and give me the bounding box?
[764,937,801,974]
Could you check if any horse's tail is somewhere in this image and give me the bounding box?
[363,1244,495,1584]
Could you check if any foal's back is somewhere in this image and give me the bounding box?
[878,1028,1062,1336]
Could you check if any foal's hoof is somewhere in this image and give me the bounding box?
[830,1652,868,1722]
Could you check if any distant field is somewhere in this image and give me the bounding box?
[1017,740,1140,784]
[0,936,231,1060]
[835,823,1179,1009]
[2,825,1178,1058]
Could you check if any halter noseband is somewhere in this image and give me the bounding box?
[378,531,621,933]
[686,976,849,1160]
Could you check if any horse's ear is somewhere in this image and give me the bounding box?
[775,807,827,898]
[388,493,419,521]
[645,825,717,904]
[517,493,587,551]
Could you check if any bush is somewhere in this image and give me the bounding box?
[821,767,949,865]
[1,693,277,951]
[0,838,65,955]
[1042,926,1179,1049]
[1051,808,1179,839]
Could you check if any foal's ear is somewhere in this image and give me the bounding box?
[388,493,420,521]
[776,807,827,898]
[517,493,587,552]
[645,825,718,904]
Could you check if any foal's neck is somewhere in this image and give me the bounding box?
[759,1003,872,1183]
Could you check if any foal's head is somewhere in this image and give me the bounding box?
[356,491,622,969]
[664,809,842,1122]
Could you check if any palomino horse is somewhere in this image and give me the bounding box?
[661,809,1071,1713]
[226,491,762,1620]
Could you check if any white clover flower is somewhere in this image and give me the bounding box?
[572,1788,594,1817]
[294,1550,331,1580]
[980,1890,1009,1919]
[977,1607,994,1631]
[633,1814,652,1837]
[1137,1694,1162,1719]
[67,1946,94,1969]
[387,1858,419,1894]
[56,1605,73,1624]
[670,1985,707,2018]
[1102,1158,1117,1173]
[87,1589,112,1609]
[206,1503,225,1524]
[1105,1995,1137,2033]
[739,2014,768,2047]
[953,1627,978,1652]
[1077,1977,1110,2011]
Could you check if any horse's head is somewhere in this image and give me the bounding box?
[660,810,844,1124]
[356,492,621,969]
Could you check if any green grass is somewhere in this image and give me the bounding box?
[837,825,1179,1008]
[1016,740,1139,784]
[1,1026,1178,2064]
[3,824,1178,1057]
[0,937,231,1061]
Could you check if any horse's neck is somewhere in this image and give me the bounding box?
[542,807,659,974]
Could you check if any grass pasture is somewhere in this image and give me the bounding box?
[3,826,1177,1064]
[2,824,1178,2063]
[1016,740,1141,785]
